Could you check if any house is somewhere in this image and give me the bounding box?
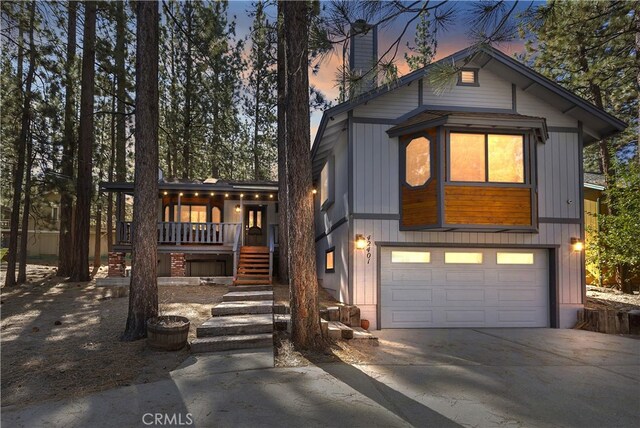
[101,178,279,281]
[311,39,626,329]
[583,173,606,286]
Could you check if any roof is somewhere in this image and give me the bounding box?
[101,179,278,193]
[386,110,548,142]
[311,45,627,176]
[584,172,606,190]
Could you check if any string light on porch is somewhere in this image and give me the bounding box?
[255,194,259,199]
[269,194,273,198]
[195,192,199,196]
[163,191,168,196]
[240,193,244,199]
[225,193,229,198]
[179,192,183,197]
[210,192,214,196]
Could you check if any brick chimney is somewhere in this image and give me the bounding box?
[349,20,377,95]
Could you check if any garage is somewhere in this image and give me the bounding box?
[380,247,550,328]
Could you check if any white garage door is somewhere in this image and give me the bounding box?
[381,247,549,328]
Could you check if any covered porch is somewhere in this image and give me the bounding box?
[101,179,279,279]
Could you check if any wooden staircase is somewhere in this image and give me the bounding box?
[234,246,272,285]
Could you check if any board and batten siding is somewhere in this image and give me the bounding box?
[315,130,350,302]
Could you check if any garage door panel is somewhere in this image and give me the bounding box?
[381,247,549,328]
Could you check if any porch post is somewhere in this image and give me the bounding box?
[240,194,244,247]
[177,192,182,245]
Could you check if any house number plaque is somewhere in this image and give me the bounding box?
[366,235,372,264]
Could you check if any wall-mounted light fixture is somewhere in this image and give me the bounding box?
[235,205,241,213]
[571,237,584,252]
[355,234,367,250]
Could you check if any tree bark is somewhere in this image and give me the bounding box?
[182,1,193,180]
[57,1,77,277]
[17,136,33,284]
[636,4,640,165]
[107,79,116,251]
[122,0,159,341]
[276,0,289,284]
[70,1,97,282]
[93,197,102,272]
[283,1,323,350]
[5,1,36,287]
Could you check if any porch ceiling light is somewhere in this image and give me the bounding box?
[195,192,199,196]
[210,192,214,196]
[571,237,584,252]
[163,191,168,195]
[255,194,259,198]
[240,193,244,198]
[355,234,367,250]
[235,204,241,213]
[312,188,317,195]
[179,192,183,197]
[225,193,229,198]
[269,194,273,198]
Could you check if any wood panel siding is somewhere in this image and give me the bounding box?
[401,178,438,227]
[444,186,532,226]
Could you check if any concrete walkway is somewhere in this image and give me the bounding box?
[2,329,639,427]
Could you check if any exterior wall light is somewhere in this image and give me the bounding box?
[571,237,584,252]
[235,205,241,213]
[355,234,367,250]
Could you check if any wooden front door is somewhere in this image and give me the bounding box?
[244,205,267,246]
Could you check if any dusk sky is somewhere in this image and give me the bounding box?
[227,0,536,140]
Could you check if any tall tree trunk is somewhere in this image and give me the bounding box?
[122,0,159,341]
[182,2,193,180]
[636,4,640,165]
[70,1,97,282]
[115,0,127,184]
[17,138,34,284]
[5,1,35,287]
[107,80,116,251]
[253,74,261,180]
[283,1,323,350]
[93,199,102,272]
[57,1,77,277]
[277,0,289,284]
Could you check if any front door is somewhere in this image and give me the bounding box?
[244,205,266,246]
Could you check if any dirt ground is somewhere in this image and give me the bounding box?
[1,264,226,409]
[586,285,640,312]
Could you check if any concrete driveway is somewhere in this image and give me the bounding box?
[2,329,639,427]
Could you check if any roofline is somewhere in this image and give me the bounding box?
[311,44,626,160]
[100,182,278,193]
[584,182,605,191]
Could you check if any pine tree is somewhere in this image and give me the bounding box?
[404,9,437,71]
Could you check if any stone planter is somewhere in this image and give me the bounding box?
[147,316,190,351]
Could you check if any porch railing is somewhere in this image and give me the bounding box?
[117,221,241,246]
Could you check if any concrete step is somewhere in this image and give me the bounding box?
[234,285,273,292]
[212,300,273,316]
[327,321,354,340]
[197,314,273,337]
[223,290,273,302]
[190,334,273,353]
[352,327,378,343]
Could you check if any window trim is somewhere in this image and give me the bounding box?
[325,247,335,273]
[400,132,435,190]
[446,129,529,186]
[457,68,479,87]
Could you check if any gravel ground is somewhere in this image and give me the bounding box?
[586,285,640,311]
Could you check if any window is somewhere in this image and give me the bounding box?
[325,248,335,272]
[211,206,222,223]
[445,252,483,264]
[392,251,431,263]
[458,69,478,86]
[320,157,334,210]
[449,133,525,183]
[174,205,207,223]
[497,252,534,265]
[405,136,431,187]
[51,205,59,222]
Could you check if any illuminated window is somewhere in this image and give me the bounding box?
[174,205,207,223]
[497,252,534,265]
[449,133,525,183]
[458,69,478,85]
[325,248,335,272]
[405,136,431,187]
[450,133,485,182]
[445,252,483,264]
[392,251,431,263]
[320,157,334,210]
[211,206,221,223]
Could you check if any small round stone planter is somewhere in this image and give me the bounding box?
[147,316,190,351]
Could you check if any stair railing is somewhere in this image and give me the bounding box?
[232,223,242,279]
[268,224,276,283]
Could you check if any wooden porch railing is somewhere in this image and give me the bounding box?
[117,221,241,246]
